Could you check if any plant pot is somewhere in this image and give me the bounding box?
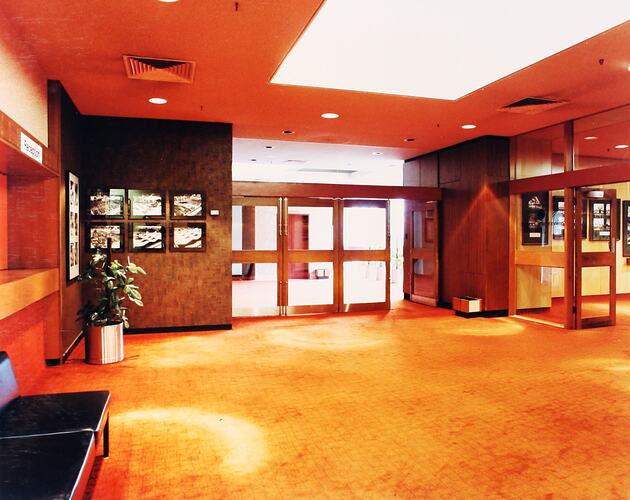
[85,322,124,365]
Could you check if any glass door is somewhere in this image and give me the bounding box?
[232,197,281,317]
[406,201,439,306]
[575,188,617,328]
[340,200,390,311]
[283,198,338,314]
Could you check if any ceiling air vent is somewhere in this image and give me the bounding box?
[123,55,196,83]
[499,96,566,115]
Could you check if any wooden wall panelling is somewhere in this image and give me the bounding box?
[418,153,439,187]
[0,173,7,269]
[82,117,233,329]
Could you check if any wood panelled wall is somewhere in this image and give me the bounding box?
[81,117,232,329]
[406,137,510,311]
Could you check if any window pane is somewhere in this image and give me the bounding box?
[343,207,386,250]
[288,206,333,250]
[232,205,277,251]
[232,263,277,312]
[343,261,386,304]
[288,262,334,306]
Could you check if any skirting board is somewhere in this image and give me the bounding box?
[125,324,232,334]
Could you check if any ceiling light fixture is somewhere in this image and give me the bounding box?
[271,0,630,100]
[461,124,477,129]
[250,159,257,162]
[404,138,415,142]
[265,146,273,149]
[158,0,179,3]
[321,112,340,119]
[614,144,629,149]
[584,136,598,140]
[283,130,294,134]
[372,152,383,156]
[148,97,167,105]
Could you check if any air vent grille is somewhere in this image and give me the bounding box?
[499,96,566,115]
[123,55,196,83]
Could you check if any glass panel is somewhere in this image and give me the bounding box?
[232,263,277,311]
[581,266,610,319]
[519,192,551,249]
[574,104,630,171]
[516,265,565,326]
[288,262,334,306]
[412,209,436,249]
[390,199,405,302]
[413,259,435,298]
[287,206,333,250]
[513,123,565,179]
[343,261,386,304]
[343,207,386,250]
[232,205,277,251]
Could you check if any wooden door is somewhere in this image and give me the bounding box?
[575,189,616,328]
[406,201,439,306]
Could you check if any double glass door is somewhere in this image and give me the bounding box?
[232,197,390,317]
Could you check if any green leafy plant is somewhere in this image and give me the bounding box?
[78,250,146,328]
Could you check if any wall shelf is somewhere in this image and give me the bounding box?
[0,268,59,321]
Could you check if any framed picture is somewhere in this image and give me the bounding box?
[129,223,166,252]
[128,189,165,219]
[88,188,125,218]
[521,191,549,245]
[623,201,630,257]
[589,199,621,241]
[66,171,80,281]
[87,223,124,252]
[170,223,206,252]
[170,190,206,219]
[551,196,587,240]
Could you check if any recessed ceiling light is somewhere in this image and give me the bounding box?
[461,124,476,129]
[614,144,629,149]
[250,158,257,162]
[265,146,273,149]
[404,138,415,142]
[148,97,167,105]
[283,130,294,134]
[158,0,179,3]
[584,136,598,140]
[271,0,630,100]
[321,112,340,119]
[372,152,383,156]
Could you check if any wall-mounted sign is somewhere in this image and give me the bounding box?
[622,201,630,257]
[522,191,549,245]
[20,132,43,164]
[552,196,587,240]
[589,199,621,241]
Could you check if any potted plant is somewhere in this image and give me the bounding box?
[78,249,146,364]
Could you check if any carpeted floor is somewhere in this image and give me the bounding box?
[32,301,630,499]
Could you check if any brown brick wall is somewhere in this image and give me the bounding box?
[81,117,232,329]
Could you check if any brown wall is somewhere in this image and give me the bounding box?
[81,117,233,329]
[407,136,510,311]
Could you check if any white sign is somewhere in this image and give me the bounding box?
[20,132,43,164]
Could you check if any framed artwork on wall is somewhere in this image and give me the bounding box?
[128,189,165,219]
[623,201,630,257]
[589,199,621,241]
[551,196,587,240]
[88,188,125,218]
[87,223,124,252]
[521,191,549,245]
[66,171,80,281]
[170,222,206,252]
[170,190,206,219]
[129,223,166,252]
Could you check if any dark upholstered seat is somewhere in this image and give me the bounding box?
[0,431,95,500]
[0,351,111,456]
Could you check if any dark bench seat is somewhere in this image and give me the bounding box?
[0,351,110,457]
[0,431,96,500]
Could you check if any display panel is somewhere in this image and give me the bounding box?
[88,188,125,219]
[129,222,166,252]
[87,223,124,252]
[67,171,80,281]
[589,199,620,241]
[623,200,630,257]
[170,191,206,219]
[521,192,549,245]
[128,190,165,219]
[170,222,206,252]
[552,196,587,240]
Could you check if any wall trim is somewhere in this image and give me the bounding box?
[125,324,232,334]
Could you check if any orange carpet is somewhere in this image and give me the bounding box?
[519,294,630,326]
[30,302,630,498]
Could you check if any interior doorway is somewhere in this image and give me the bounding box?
[232,196,392,317]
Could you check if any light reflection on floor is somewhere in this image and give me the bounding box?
[118,408,267,475]
[267,325,386,350]
[443,317,525,337]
